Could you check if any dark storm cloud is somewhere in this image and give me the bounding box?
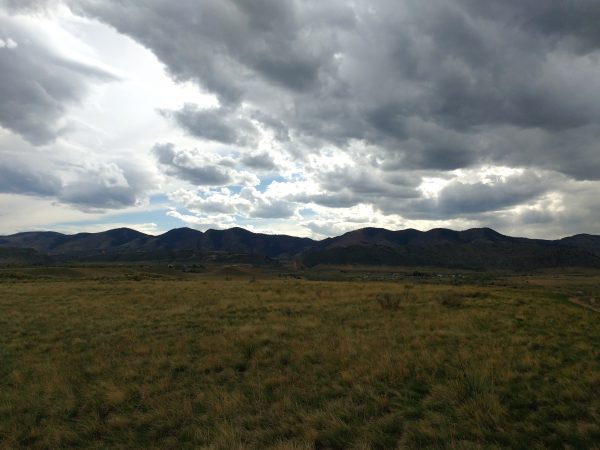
[160,104,259,146]
[457,0,600,53]
[152,143,234,186]
[359,1,600,137]
[68,0,335,105]
[68,0,600,183]
[0,12,117,145]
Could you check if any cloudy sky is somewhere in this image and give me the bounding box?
[1,0,600,239]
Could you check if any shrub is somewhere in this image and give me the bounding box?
[376,292,403,310]
[439,291,464,307]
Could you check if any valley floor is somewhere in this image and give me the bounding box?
[0,267,599,449]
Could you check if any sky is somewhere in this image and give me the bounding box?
[1,0,600,239]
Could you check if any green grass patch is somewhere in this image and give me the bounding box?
[0,271,599,448]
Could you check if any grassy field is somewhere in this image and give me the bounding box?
[0,267,599,449]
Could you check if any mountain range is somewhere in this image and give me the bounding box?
[1,226,600,270]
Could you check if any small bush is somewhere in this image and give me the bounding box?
[439,291,464,307]
[376,292,403,310]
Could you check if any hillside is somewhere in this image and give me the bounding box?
[0,247,53,266]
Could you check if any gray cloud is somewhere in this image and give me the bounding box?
[160,104,259,146]
[318,167,420,198]
[425,172,549,217]
[486,125,600,181]
[250,200,295,219]
[58,160,154,210]
[0,162,62,196]
[60,181,138,210]
[250,111,290,142]
[457,0,600,53]
[370,171,555,222]
[295,165,556,221]
[0,12,117,145]
[152,143,233,186]
[0,150,153,211]
[282,164,424,210]
[0,0,58,12]
[240,152,276,171]
[461,178,600,239]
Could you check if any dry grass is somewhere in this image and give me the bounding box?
[0,268,599,449]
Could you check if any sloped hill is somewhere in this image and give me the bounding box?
[142,228,203,251]
[0,231,67,253]
[202,227,314,256]
[558,234,600,256]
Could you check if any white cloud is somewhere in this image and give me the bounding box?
[0,37,15,48]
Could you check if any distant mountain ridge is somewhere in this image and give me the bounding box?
[1,226,600,270]
[0,227,315,262]
[303,227,600,270]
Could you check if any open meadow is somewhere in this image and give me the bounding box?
[0,266,599,449]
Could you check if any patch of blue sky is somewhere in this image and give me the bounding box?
[148,193,170,204]
[226,185,242,194]
[257,175,286,192]
[298,208,317,219]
